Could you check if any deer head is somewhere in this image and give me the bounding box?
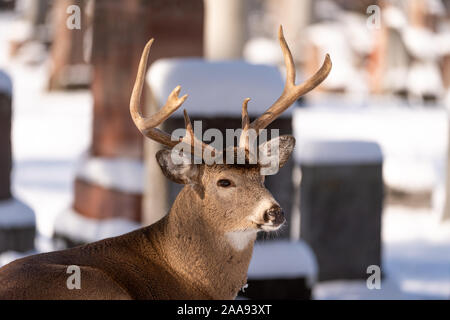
[130,26,331,242]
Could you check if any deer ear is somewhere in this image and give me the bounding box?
[156,149,200,185]
[258,135,295,175]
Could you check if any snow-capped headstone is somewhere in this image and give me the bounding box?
[0,70,36,254]
[145,59,296,239]
[296,140,383,281]
[53,208,139,247]
[239,240,317,300]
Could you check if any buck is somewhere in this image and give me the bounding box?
[0,26,331,300]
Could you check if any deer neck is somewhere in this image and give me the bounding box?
[153,186,256,299]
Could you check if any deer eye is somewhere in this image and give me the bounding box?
[217,179,233,188]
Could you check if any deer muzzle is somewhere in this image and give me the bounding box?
[263,205,285,229]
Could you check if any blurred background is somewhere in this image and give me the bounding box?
[0,0,450,300]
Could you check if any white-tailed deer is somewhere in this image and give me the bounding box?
[0,26,331,300]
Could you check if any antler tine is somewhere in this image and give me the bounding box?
[239,98,251,149]
[130,39,188,148]
[181,109,217,156]
[182,109,198,147]
[250,25,332,131]
[241,98,250,131]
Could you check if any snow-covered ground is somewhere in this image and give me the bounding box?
[0,13,450,299]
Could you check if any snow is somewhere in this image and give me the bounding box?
[436,31,450,56]
[15,41,48,65]
[243,38,283,65]
[383,5,408,30]
[0,250,34,267]
[403,27,439,61]
[306,23,367,93]
[6,19,33,43]
[248,240,318,287]
[0,70,12,96]
[400,26,445,98]
[0,198,34,227]
[407,61,444,98]
[340,12,374,56]
[314,280,408,300]
[77,157,144,194]
[147,58,293,117]
[53,208,140,244]
[296,140,383,165]
[382,207,450,299]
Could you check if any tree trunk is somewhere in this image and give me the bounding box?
[204,0,248,60]
[48,0,92,90]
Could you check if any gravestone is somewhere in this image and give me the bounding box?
[297,140,383,281]
[0,71,35,254]
[145,59,296,239]
[0,0,15,10]
[54,0,204,247]
[0,72,12,201]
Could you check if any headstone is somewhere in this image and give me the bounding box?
[54,0,204,247]
[145,59,295,239]
[0,71,35,254]
[240,240,317,300]
[297,140,383,281]
[0,73,12,201]
[0,0,15,10]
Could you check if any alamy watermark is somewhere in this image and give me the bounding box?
[66,265,81,290]
[367,5,381,30]
[66,5,81,30]
[366,265,381,290]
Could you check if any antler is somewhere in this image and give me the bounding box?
[132,26,331,159]
[248,25,332,133]
[239,98,251,150]
[130,39,215,155]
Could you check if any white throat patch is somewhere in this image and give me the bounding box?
[225,230,257,251]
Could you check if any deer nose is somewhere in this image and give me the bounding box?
[264,205,285,225]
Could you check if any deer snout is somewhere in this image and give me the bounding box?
[263,205,285,228]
